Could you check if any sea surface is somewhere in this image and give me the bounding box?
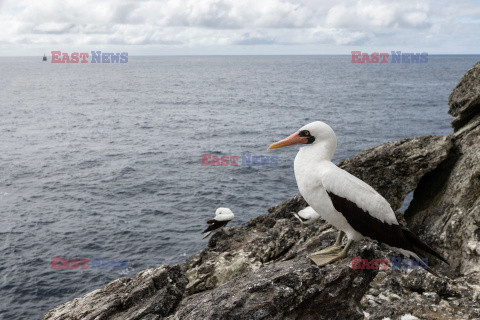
[0,55,479,319]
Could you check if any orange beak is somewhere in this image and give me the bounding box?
[268,132,308,149]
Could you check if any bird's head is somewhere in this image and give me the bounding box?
[215,207,234,221]
[268,121,337,153]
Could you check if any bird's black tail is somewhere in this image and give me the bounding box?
[424,264,441,277]
[402,228,449,265]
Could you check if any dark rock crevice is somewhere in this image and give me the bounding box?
[337,135,453,211]
[404,140,460,227]
[449,97,480,131]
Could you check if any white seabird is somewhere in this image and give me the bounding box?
[202,207,234,239]
[292,206,322,225]
[269,121,447,275]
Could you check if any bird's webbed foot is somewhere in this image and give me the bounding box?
[309,240,353,266]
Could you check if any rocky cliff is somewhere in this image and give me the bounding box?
[43,62,480,320]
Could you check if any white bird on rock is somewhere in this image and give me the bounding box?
[268,121,447,276]
[202,207,234,239]
[292,206,322,225]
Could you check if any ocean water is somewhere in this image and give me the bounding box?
[0,55,479,319]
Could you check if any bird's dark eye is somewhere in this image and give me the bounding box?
[300,130,310,137]
[299,130,315,144]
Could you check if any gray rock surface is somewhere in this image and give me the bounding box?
[43,61,480,320]
[405,61,480,276]
[448,61,480,131]
[42,265,187,320]
[362,270,480,320]
[171,246,380,320]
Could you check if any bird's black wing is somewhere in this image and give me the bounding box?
[326,191,448,265]
[202,219,229,234]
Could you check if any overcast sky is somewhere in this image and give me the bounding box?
[1,0,479,56]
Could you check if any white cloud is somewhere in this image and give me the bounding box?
[32,22,75,34]
[325,1,430,29]
[0,0,478,54]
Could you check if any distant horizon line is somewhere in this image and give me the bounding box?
[2,53,480,58]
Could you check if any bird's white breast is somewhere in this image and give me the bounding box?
[294,150,364,240]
